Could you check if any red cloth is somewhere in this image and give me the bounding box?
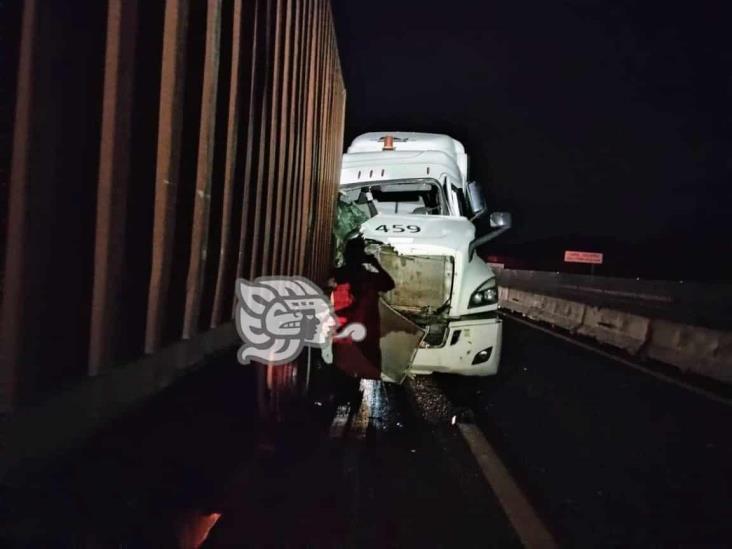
[332,282,355,328]
[331,266,393,379]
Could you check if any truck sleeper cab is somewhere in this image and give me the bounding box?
[339,132,510,378]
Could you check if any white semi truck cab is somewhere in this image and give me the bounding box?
[339,131,511,378]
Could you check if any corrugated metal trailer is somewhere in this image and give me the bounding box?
[0,0,345,411]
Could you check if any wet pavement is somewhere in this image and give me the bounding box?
[0,349,518,548]
[207,378,519,548]
[4,316,728,547]
[438,316,732,547]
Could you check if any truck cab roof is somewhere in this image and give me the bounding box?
[340,150,464,188]
[345,132,468,183]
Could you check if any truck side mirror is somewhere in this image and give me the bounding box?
[489,211,512,228]
[466,181,487,218]
[468,211,512,259]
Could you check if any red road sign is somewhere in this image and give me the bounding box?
[564,250,603,264]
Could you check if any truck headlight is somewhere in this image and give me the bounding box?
[469,279,497,308]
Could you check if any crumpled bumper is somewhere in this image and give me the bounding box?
[409,317,503,376]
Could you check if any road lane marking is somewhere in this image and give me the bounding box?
[458,422,557,549]
[329,404,352,439]
[350,380,373,439]
[407,377,556,548]
[501,312,732,408]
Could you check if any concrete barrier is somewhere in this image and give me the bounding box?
[529,294,586,332]
[502,289,587,333]
[497,269,732,330]
[646,320,732,384]
[577,306,651,354]
[503,288,537,316]
[499,285,732,385]
[498,286,511,307]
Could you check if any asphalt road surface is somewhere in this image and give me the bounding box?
[2,316,730,547]
[0,353,519,547]
[438,315,732,547]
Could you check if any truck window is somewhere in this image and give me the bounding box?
[340,179,448,217]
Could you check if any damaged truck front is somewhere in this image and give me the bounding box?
[337,132,512,380]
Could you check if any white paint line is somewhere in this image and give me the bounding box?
[458,423,557,549]
[501,312,732,408]
[349,380,373,440]
[329,404,351,439]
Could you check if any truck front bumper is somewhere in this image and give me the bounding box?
[409,316,503,376]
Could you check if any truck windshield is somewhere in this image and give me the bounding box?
[340,178,448,217]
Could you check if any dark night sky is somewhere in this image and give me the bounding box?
[333,0,732,277]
